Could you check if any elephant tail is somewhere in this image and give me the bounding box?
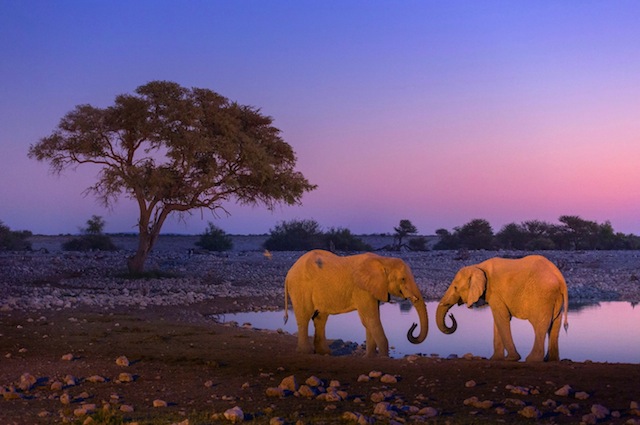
[561,279,569,333]
[283,277,289,325]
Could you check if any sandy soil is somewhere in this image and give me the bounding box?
[1,237,640,424]
[2,298,640,425]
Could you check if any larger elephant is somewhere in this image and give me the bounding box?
[436,255,569,362]
[284,249,428,357]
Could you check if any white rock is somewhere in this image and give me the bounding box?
[224,406,244,423]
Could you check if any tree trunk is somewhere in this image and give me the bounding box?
[406,298,429,344]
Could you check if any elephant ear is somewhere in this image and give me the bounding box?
[354,257,389,302]
[466,267,487,307]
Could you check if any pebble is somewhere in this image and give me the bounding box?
[380,374,397,384]
[153,399,168,407]
[555,384,573,396]
[224,406,244,423]
[115,356,130,366]
[518,406,541,419]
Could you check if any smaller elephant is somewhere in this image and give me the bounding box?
[284,249,429,357]
[436,255,568,362]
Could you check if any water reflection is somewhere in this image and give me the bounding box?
[222,301,640,364]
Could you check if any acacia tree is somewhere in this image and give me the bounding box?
[29,81,316,273]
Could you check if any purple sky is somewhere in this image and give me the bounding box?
[1,1,639,235]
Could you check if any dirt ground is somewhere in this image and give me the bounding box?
[1,296,639,425]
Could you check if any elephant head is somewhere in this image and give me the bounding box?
[355,255,429,344]
[436,266,487,334]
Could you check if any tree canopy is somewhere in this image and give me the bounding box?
[29,81,316,272]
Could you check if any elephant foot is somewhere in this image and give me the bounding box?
[526,353,545,362]
[296,344,314,355]
[506,353,522,362]
[315,346,332,355]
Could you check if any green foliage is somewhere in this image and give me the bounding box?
[324,227,373,251]
[263,219,324,251]
[393,219,418,249]
[438,215,639,251]
[0,221,32,251]
[62,215,117,252]
[29,80,316,273]
[195,222,233,252]
[407,236,428,251]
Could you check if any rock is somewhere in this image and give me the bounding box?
[278,375,298,392]
[465,380,476,388]
[582,413,598,425]
[86,375,106,383]
[153,399,168,407]
[64,375,77,386]
[575,391,590,400]
[117,372,134,383]
[116,356,130,366]
[373,402,396,418]
[224,406,244,423]
[380,374,397,384]
[297,385,317,398]
[265,387,285,397]
[418,407,438,418]
[120,404,134,413]
[61,353,74,361]
[269,418,285,425]
[518,406,541,419]
[555,384,573,396]
[60,393,71,405]
[18,373,37,391]
[591,404,610,419]
[50,381,63,391]
[357,374,370,383]
[305,376,323,387]
[369,371,383,379]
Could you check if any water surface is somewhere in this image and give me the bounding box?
[223,301,639,363]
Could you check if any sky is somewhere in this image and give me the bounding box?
[1,1,639,236]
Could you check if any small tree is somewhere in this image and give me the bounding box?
[456,218,494,250]
[263,219,324,251]
[324,227,373,252]
[29,81,316,273]
[195,222,233,252]
[0,221,32,251]
[393,219,418,250]
[62,215,117,251]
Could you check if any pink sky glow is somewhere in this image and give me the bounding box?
[1,2,639,236]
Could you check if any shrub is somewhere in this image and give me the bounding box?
[62,215,117,252]
[407,236,428,251]
[195,223,233,252]
[0,221,32,251]
[324,227,373,252]
[263,219,325,251]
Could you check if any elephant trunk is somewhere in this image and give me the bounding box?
[436,302,458,335]
[407,298,429,344]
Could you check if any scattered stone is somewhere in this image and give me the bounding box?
[18,373,37,391]
[279,375,298,392]
[116,356,130,366]
[465,380,476,388]
[61,353,75,361]
[555,404,572,416]
[269,418,285,425]
[357,374,370,383]
[418,407,438,418]
[305,376,323,387]
[117,373,134,383]
[50,381,63,391]
[86,375,106,383]
[582,413,598,424]
[506,384,529,395]
[380,374,397,384]
[518,405,542,419]
[224,406,244,423]
[153,399,168,407]
[591,404,610,419]
[37,411,51,418]
[64,375,77,386]
[60,393,71,405]
[369,371,383,379]
[555,384,573,396]
[463,396,493,409]
[329,380,340,388]
[298,385,317,398]
[120,404,134,413]
[265,387,285,397]
[373,402,396,418]
[575,391,590,400]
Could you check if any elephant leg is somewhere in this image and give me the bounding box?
[491,320,506,360]
[294,309,314,354]
[312,312,331,355]
[545,317,562,361]
[525,318,547,362]
[491,305,520,361]
[358,308,388,357]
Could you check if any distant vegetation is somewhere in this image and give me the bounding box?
[0,221,32,251]
[263,219,372,251]
[195,222,233,252]
[434,216,640,251]
[62,215,117,252]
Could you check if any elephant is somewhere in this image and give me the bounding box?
[284,249,428,357]
[436,255,569,362]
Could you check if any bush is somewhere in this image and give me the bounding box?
[195,223,233,251]
[62,215,117,252]
[263,219,324,251]
[407,236,428,251]
[0,221,32,251]
[324,227,373,251]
